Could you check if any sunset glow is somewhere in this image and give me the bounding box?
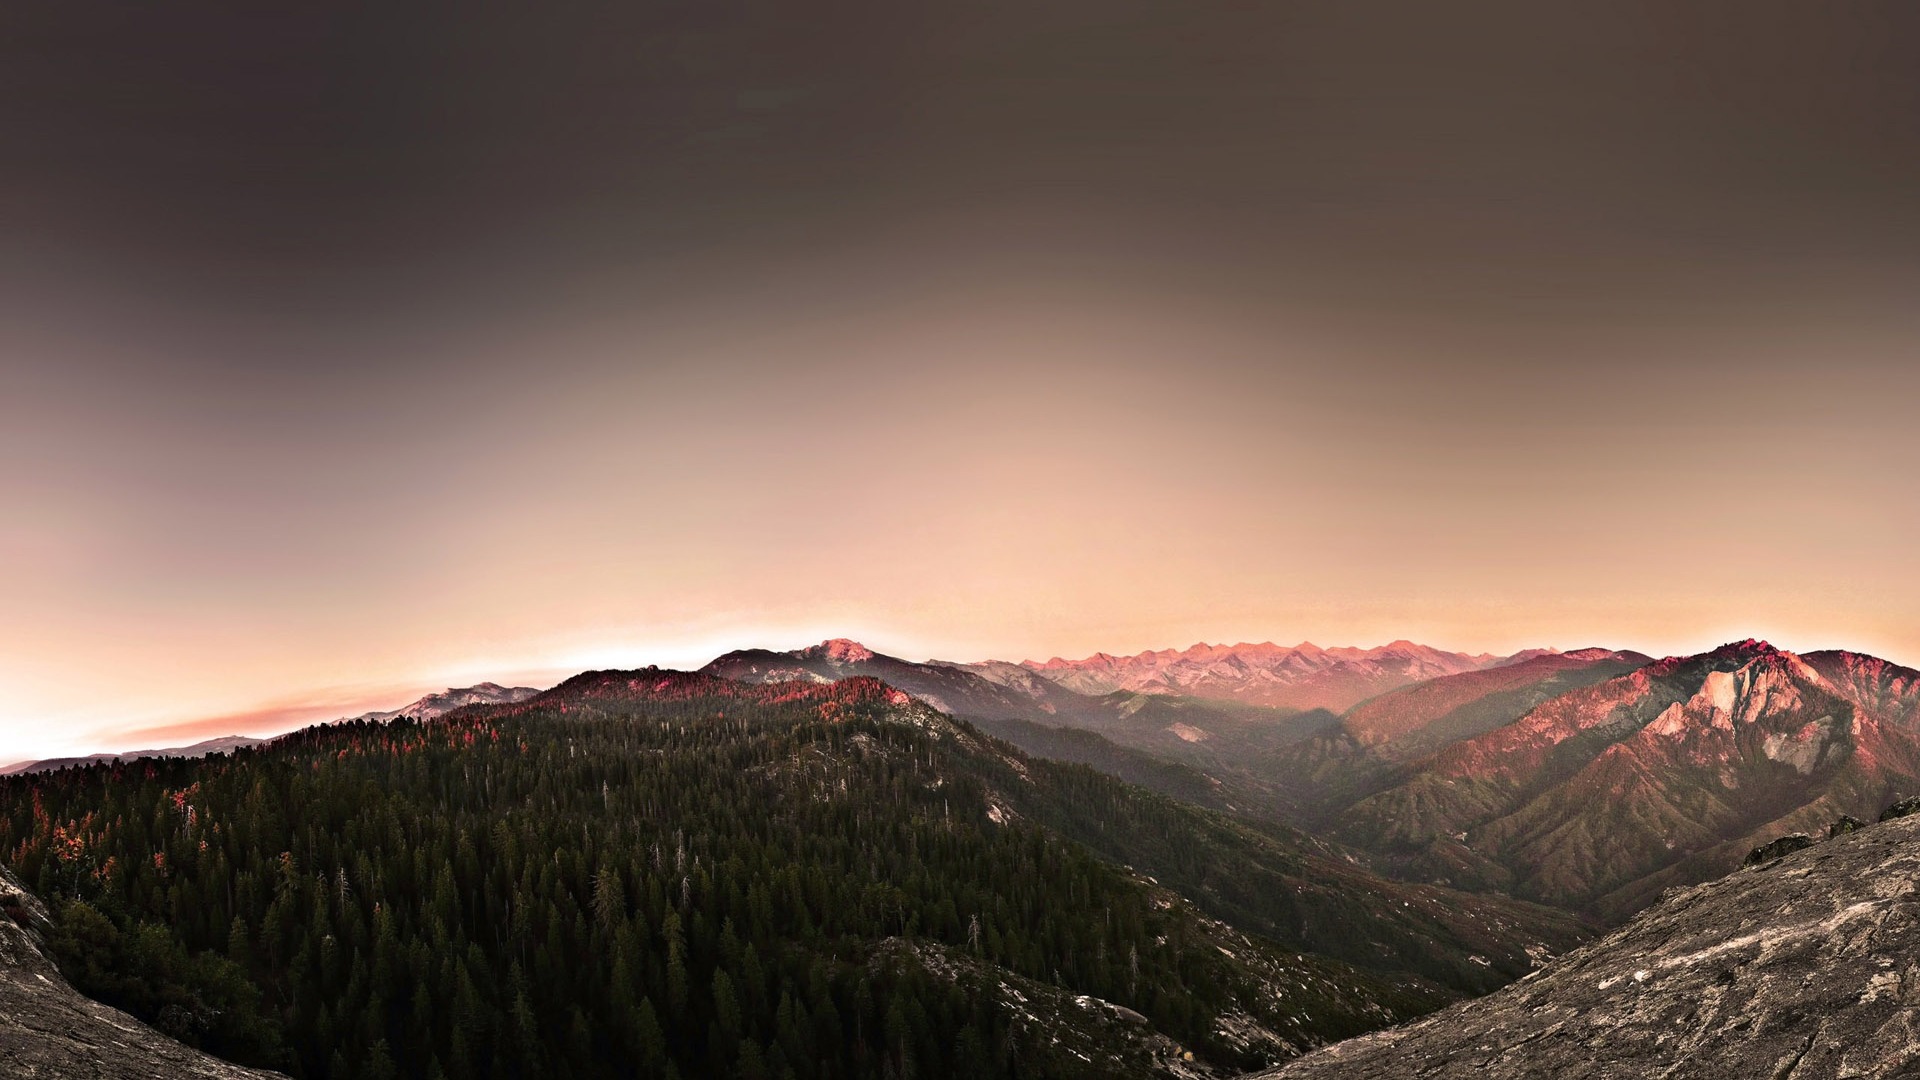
[3,2,1917,765]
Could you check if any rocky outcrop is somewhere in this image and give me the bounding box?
[1742,832,1814,865]
[1251,811,1920,1079]
[0,865,280,1078]
[1879,795,1920,821]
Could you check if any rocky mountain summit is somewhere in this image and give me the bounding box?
[337,681,541,723]
[1252,806,1920,1079]
[0,865,282,1078]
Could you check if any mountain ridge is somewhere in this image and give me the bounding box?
[701,640,1345,820]
[0,735,266,777]
[1,682,544,777]
[1334,640,1920,917]
[1009,641,1524,712]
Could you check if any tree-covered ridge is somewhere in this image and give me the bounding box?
[0,672,1472,1078]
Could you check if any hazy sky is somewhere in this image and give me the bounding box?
[3,2,1918,760]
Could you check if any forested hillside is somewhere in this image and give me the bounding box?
[0,671,1578,1079]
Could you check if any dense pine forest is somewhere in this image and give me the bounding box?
[0,671,1579,1078]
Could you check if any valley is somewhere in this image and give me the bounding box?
[743,638,1920,925]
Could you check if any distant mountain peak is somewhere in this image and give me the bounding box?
[1710,638,1785,660]
[1560,646,1618,661]
[340,682,542,725]
[807,638,877,663]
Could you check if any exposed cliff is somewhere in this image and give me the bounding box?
[0,865,280,1079]
[1254,809,1920,1078]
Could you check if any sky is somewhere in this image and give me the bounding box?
[2,2,1918,761]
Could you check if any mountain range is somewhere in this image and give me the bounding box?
[705,636,1920,922]
[1334,640,1920,917]
[1013,641,1522,712]
[702,640,1346,820]
[0,662,1585,1078]
[0,735,266,778]
[5,632,1919,1077]
[0,683,541,776]
[704,638,1557,725]
[29,635,1920,923]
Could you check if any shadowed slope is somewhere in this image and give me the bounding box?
[1255,809,1920,1079]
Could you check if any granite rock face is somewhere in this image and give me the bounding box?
[0,865,281,1079]
[1254,813,1920,1079]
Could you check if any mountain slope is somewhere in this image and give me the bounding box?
[1338,641,1920,916]
[0,668,1582,1078]
[1203,649,1659,830]
[0,864,282,1078]
[1337,649,1653,759]
[1256,807,1920,1079]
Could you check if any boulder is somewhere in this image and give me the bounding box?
[1741,832,1814,866]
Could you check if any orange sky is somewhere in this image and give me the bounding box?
[2,2,1916,762]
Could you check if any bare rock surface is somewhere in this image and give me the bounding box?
[0,865,280,1079]
[1253,812,1920,1079]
